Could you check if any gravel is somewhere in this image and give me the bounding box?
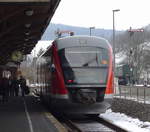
[111,98,150,122]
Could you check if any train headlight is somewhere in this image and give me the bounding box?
[67,79,74,83]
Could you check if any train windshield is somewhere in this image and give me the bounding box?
[58,47,109,84]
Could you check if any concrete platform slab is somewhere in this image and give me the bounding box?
[0,96,67,132]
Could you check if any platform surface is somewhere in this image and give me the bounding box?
[0,96,66,132]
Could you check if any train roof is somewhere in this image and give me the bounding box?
[38,35,112,59]
[55,35,112,50]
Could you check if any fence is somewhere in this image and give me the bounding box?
[114,85,150,104]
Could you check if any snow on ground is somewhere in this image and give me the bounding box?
[100,109,150,132]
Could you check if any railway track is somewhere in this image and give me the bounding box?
[53,113,128,132]
[33,94,128,132]
[86,115,127,132]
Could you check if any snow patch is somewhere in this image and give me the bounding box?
[100,109,150,132]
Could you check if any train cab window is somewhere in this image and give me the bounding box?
[58,47,109,84]
[58,47,109,67]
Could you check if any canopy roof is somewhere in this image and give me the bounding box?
[0,0,60,64]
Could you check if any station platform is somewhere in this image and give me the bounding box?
[0,95,67,132]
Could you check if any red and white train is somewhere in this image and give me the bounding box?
[36,35,114,114]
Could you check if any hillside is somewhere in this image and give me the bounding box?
[41,23,116,41]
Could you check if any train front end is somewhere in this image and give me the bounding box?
[52,36,114,114]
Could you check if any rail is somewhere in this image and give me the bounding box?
[52,113,83,132]
[86,115,127,132]
[62,118,83,132]
[54,113,128,132]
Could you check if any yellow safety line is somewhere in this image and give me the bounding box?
[44,112,68,132]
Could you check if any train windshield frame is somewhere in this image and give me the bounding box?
[58,46,109,85]
[58,46,109,67]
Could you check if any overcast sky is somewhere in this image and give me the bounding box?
[51,0,150,30]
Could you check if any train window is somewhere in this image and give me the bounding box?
[58,47,109,84]
[58,47,109,67]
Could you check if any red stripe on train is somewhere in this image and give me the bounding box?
[106,44,114,94]
[52,43,68,94]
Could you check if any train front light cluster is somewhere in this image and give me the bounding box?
[67,79,74,84]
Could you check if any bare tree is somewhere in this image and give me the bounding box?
[115,27,150,82]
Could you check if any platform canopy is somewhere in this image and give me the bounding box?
[0,0,61,64]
